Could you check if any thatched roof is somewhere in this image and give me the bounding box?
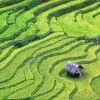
[65,62,84,77]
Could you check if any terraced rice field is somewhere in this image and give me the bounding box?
[0,0,100,100]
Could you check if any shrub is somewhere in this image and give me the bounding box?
[0,0,24,8]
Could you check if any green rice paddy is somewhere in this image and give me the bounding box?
[0,0,100,100]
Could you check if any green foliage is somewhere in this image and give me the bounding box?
[0,0,24,8]
[0,0,100,99]
[38,0,49,3]
[96,34,100,40]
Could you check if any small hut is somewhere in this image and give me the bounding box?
[65,61,84,78]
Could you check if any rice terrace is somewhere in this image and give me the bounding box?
[0,0,100,99]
